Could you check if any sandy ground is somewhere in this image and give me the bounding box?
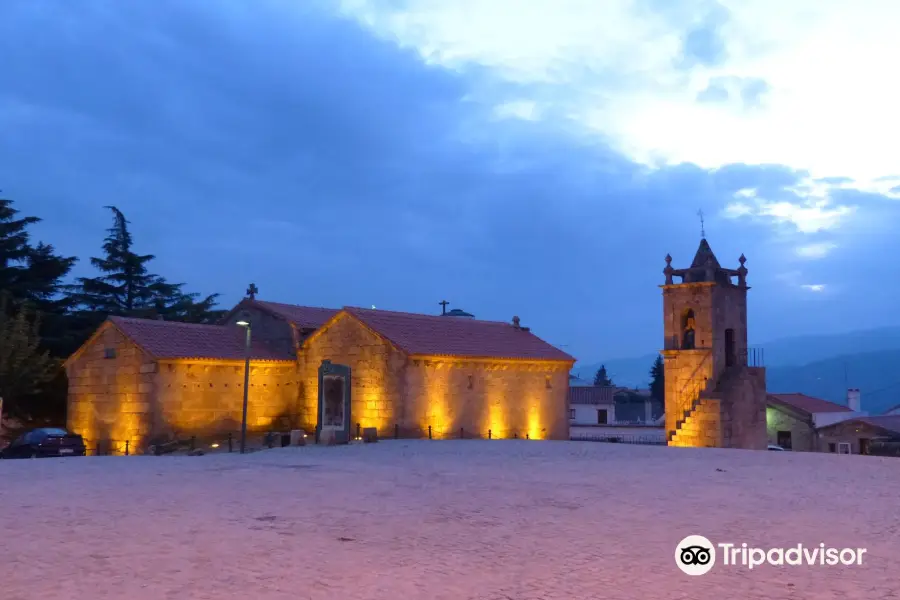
[1,440,897,599]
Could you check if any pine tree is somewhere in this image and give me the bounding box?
[74,206,163,314]
[0,294,58,419]
[593,365,613,387]
[73,206,224,324]
[649,354,665,410]
[0,197,78,355]
[0,197,39,290]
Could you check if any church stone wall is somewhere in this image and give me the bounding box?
[221,305,296,356]
[298,314,408,434]
[153,360,298,444]
[662,284,716,351]
[299,314,572,440]
[662,349,713,440]
[66,324,156,454]
[66,323,299,453]
[724,367,767,450]
[404,360,571,440]
[710,285,748,375]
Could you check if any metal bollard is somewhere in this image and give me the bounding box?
[356,423,361,439]
[460,427,464,439]
[228,433,233,453]
[488,429,492,440]
[125,440,130,456]
[428,425,432,440]
[394,424,399,439]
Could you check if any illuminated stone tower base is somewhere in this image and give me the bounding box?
[661,239,767,450]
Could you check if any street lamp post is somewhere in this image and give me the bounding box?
[236,316,252,454]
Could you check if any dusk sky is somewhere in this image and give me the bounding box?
[2,0,899,364]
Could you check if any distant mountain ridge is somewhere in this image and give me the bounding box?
[573,326,900,415]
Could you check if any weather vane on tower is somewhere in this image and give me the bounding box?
[697,209,706,239]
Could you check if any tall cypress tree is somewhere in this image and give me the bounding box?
[74,206,224,323]
[74,206,164,314]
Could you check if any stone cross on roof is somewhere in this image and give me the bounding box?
[246,283,259,300]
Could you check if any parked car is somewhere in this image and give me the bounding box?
[0,428,86,459]
[767,444,785,451]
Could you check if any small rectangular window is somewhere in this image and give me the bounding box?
[104,347,116,359]
[569,409,576,420]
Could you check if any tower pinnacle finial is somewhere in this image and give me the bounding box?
[697,209,706,238]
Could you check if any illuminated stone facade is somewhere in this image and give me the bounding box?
[66,321,296,453]
[661,240,767,450]
[66,303,574,450]
[298,313,571,439]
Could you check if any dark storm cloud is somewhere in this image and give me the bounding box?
[1,0,897,362]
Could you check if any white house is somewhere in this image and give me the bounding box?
[811,388,868,427]
[568,386,616,425]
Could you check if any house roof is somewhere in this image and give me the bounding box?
[568,386,614,405]
[767,393,851,416]
[332,307,575,362]
[106,317,294,362]
[230,299,339,330]
[818,415,900,437]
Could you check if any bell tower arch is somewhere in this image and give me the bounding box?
[660,239,766,449]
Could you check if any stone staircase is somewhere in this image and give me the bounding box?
[667,353,712,444]
[668,359,747,447]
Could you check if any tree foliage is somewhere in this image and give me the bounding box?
[649,354,665,410]
[72,206,224,323]
[0,294,58,418]
[593,364,613,387]
[0,197,225,424]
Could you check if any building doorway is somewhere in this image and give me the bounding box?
[316,360,352,444]
[777,430,792,450]
[597,409,608,425]
[859,438,870,455]
[725,328,736,367]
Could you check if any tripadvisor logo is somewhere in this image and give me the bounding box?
[675,535,867,575]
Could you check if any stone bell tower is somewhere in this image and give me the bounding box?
[660,239,767,449]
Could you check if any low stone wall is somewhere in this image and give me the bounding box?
[571,425,665,443]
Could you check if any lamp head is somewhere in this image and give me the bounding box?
[235,311,251,327]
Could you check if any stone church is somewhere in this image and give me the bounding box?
[64,297,575,452]
[661,239,768,449]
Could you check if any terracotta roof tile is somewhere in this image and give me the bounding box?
[109,317,294,361]
[342,307,575,362]
[767,393,851,415]
[568,386,614,405]
[250,301,339,329]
